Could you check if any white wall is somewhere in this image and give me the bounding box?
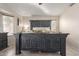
[60,4,79,51]
[0,14,3,32]
[13,17,19,33]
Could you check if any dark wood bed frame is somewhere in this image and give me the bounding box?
[15,33,68,56]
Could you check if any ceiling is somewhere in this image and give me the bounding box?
[0,3,72,16]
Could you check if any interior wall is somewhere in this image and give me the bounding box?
[13,17,19,33]
[60,4,79,51]
[19,16,59,32]
[0,14,3,32]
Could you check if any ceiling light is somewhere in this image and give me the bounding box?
[38,3,43,5]
[70,3,75,7]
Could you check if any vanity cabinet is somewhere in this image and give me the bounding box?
[16,33,68,56]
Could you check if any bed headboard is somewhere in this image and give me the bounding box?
[30,20,51,30]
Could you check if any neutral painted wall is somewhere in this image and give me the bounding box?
[19,16,59,32]
[0,14,3,32]
[60,4,79,51]
[13,17,19,33]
